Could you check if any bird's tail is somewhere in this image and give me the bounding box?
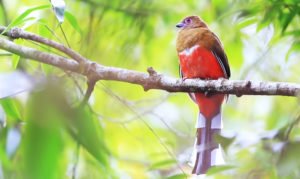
[192,112,224,175]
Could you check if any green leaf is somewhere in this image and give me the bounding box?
[65,11,82,34]
[256,4,276,32]
[215,133,235,152]
[285,41,300,61]
[0,126,11,168]
[149,159,177,170]
[167,173,188,179]
[237,17,257,29]
[66,106,109,166]
[11,54,20,69]
[2,4,51,34]
[277,142,300,176]
[23,81,65,179]
[256,20,270,32]
[0,98,21,121]
[206,165,236,175]
[280,10,297,34]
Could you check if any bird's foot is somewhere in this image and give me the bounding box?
[204,90,214,97]
[181,77,188,81]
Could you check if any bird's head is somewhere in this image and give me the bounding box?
[176,16,208,29]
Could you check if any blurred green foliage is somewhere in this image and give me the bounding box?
[0,0,300,178]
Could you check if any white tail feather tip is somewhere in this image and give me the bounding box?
[196,113,206,128]
[211,145,225,165]
[196,113,222,129]
[211,113,222,129]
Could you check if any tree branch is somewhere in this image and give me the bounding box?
[0,28,300,97]
[0,26,86,64]
[0,37,79,71]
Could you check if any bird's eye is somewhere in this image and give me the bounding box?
[185,18,191,23]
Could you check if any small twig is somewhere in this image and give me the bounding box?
[79,63,98,107]
[147,67,158,76]
[79,79,96,107]
[43,24,64,44]
[59,25,71,48]
[284,114,300,140]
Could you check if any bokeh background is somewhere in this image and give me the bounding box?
[0,0,300,178]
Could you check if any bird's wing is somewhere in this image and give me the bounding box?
[211,34,231,79]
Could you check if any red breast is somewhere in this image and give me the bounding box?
[178,45,225,79]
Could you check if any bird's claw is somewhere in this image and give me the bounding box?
[182,77,188,81]
[204,90,211,97]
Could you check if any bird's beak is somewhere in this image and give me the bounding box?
[176,22,184,28]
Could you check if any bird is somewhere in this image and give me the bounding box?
[176,16,231,175]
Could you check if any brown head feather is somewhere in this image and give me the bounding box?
[176,16,208,29]
[176,16,212,52]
